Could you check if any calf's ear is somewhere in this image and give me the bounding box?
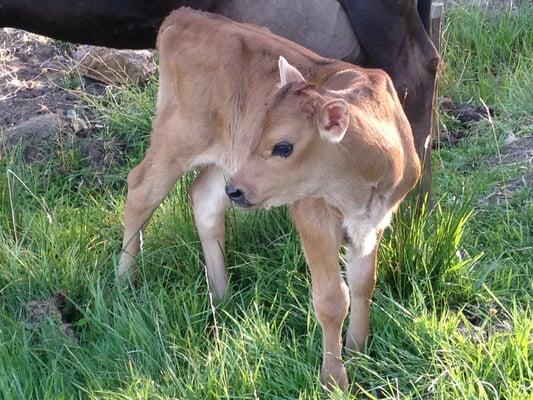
[278,56,305,86]
[317,99,350,143]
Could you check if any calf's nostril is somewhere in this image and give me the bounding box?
[231,189,243,199]
[225,184,243,199]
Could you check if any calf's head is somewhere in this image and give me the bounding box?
[226,57,353,209]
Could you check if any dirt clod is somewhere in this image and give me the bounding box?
[2,113,63,148]
[441,98,494,124]
[436,98,495,147]
[73,46,156,85]
[26,292,77,340]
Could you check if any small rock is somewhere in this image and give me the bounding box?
[494,320,513,334]
[26,292,77,340]
[434,127,471,147]
[73,46,156,85]
[34,45,56,60]
[86,143,105,164]
[19,65,40,77]
[15,50,30,62]
[30,88,45,97]
[65,92,78,101]
[1,114,62,150]
[457,320,486,342]
[66,109,88,133]
[439,97,455,113]
[82,80,107,96]
[452,103,493,124]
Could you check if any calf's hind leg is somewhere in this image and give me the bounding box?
[291,198,349,390]
[118,146,188,281]
[189,166,229,300]
[345,242,379,352]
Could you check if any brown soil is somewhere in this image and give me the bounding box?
[0,29,98,128]
[435,97,494,147]
[488,135,533,168]
[0,28,124,174]
[26,292,77,340]
[479,135,533,206]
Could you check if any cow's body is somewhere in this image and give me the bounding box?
[0,0,360,61]
[118,8,420,388]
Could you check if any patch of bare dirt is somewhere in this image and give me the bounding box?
[441,98,494,124]
[456,304,515,343]
[0,28,153,177]
[25,292,77,340]
[0,29,93,128]
[435,97,530,205]
[478,135,532,206]
[488,135,533,168]
[435,97,495,147]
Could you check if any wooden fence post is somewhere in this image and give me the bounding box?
[420,1,444,203]
[431,2,444,52]
[431,2,443,150]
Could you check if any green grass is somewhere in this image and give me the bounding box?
[1,4,532,399]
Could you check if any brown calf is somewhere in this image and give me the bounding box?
[118,8,420,389]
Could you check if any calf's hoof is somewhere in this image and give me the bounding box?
[345,328,369,353]
[345,336,367,354]
[320,357,348,391]
[116,255,139,285]
[210,282,229,303]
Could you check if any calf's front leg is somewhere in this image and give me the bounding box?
[291,198,349,390]
[189,166,229,301]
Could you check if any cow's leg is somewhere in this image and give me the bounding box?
[291,198,349,390]
[345,241,379,352]
[117,146,187,281]
[189,166,229,300]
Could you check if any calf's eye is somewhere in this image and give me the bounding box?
[271,142,293,158]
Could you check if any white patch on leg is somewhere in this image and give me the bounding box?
[343,218,377,256]
[190,167,229,300]
[343,205,392,256]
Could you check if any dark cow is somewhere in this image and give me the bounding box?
[0,0,439,193]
